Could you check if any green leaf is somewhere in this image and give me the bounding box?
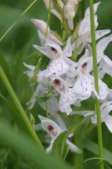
[52,132,69,159]
[84,140,112,166]
[0,122,72,169]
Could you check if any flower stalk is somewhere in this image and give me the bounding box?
[89,0,104,169]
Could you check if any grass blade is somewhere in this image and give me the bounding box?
[0,65,43,148]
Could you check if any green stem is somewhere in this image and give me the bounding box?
[0,66,43,149]
[89,1,104,169]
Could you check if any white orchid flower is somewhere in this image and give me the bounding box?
[33,40,75,83]
[33,40,63,60]
[38,115,81,153]
[91,101,112,133]
[49,76,79,115]
[33,35,74,60]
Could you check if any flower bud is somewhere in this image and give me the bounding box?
[64,0,81,30]
[31,19,49,34]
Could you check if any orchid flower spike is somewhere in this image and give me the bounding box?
[33,40,63,60]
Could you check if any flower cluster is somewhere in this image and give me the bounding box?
[25,0,112,152]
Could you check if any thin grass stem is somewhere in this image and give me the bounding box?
[89,0,104,169]
[0,0,38,43]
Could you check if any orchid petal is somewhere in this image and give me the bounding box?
[105,116,112,133]
[31,19,48,34]
[47,58,69,76]
[99,55,112,77]
[97,34,112,62]
[66,139,82,154]
[96,29,110,40]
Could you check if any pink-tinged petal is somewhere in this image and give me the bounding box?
[31,19,49,34]
[32,19,63,46]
